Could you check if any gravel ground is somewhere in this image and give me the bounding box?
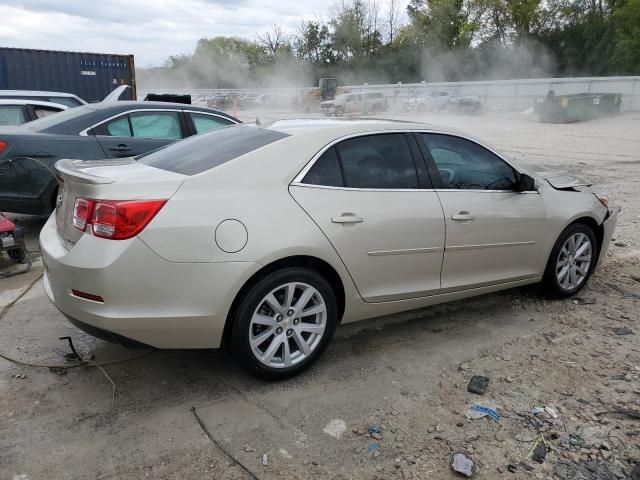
[1,110,639,480]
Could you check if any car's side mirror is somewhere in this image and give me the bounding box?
[517,173,536,192]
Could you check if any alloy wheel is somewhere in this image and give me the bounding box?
[556,232,592,291]
[249,282,327,368]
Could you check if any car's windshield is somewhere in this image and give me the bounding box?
[48,96,84,108]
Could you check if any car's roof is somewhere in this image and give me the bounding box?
[86,100,234,114]
[0,99,68,109]
[262,118,442,136]
[0,90,82,99]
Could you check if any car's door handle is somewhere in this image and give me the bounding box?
[109,144,132,153]
[331,213,364,224]
[451,212,474,221]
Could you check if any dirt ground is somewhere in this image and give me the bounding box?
[1,110,639,480]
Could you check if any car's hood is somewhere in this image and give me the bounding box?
[532,168,593,189]
[320,101,334,106]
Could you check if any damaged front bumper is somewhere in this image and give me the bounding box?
[597,206,621,267]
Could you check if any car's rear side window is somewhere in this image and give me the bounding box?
[302,133,420,189]
[138,125,289,175]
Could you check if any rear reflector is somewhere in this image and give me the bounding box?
[0,141,7,154]
[71,289,104,303]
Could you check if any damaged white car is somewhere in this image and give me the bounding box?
[40,119,619,379]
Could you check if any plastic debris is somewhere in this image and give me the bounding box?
[544,406,558,419]
[530,407,545,415]
[262,453,268,466]
[467,375,490,394]
[532,443,547,464]
[568,433,585,446]
[368,424,383,434]
[525,434,548,463]
[368,442,381,452]
[613,326,634,335]
[469,403,500,422]
[451,452,476,477]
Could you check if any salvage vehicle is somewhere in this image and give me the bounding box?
[403,91,451,112]
[448,95,482,114]
[0,90,86,108]
[40,119,619,380]
[534,91,622,123]
[0,102,240,215]
[321,92,387,116]
[0,99,67,126]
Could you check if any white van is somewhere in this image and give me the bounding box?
[321,92,387,116]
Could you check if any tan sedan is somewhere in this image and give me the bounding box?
[40,119,619,379]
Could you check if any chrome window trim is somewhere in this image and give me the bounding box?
[291,129,534,193]
[79,108,237,137]
[183,110,239,123]
[290,183,437,193]
[290,183,540,194]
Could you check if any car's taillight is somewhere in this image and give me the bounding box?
[73,197,94,231]
[0,140,7,154]
[91,199,166,240]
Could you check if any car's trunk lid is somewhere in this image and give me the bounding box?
[54,158,186,249]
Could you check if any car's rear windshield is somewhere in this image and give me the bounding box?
[138,125,290,175]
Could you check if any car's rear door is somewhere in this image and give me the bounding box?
[93,110,186,158]
[290,132,445,302]
[416,132,547,291]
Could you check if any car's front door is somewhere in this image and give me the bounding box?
[416,133,547,292]
[93,110,185,158]
[290,133,445,302]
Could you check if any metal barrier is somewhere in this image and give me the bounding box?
[138,76,640,112]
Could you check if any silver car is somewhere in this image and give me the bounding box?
[40,119,619,379]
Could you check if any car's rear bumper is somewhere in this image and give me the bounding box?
[40,214,260,349]
[597,206,621,267]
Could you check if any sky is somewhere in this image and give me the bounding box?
[0,0,408,67]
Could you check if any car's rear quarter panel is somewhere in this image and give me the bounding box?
[137,133,365,322]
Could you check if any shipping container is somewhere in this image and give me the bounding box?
[0,47,136,103]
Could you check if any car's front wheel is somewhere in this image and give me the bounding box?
[543,223,597,296]
[230,268,338,380]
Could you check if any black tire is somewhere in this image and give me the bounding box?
[542,223,597,297]
[229,267,338,380]
[335,106,344,117]
[8,248,26,263]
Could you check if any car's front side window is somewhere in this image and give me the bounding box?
[420,133,517,190]
[302,133,420,190]
[130,112,182,139]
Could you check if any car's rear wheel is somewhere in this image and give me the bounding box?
[543,223,597,297]
[8,248,26,263]
[230,268,338,380]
